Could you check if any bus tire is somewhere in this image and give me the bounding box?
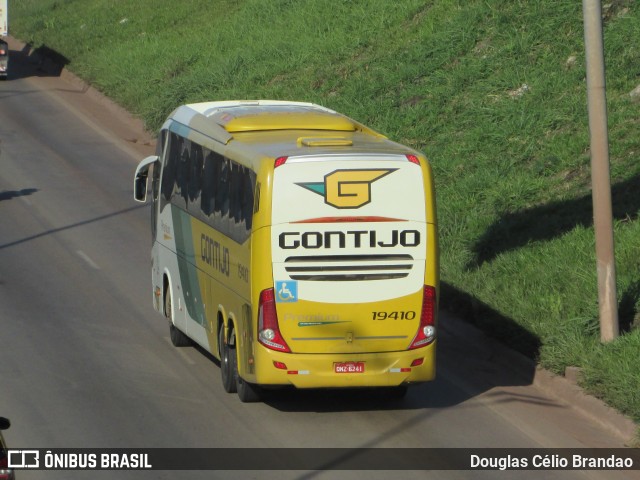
[219,327,237,394]
[169,324,191,347]
[236,375,261,403]
[165,287,191,347]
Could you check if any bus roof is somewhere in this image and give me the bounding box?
[169,101,382,141]
[166,100,423,168]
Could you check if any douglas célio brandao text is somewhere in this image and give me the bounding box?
[470,453,635,470]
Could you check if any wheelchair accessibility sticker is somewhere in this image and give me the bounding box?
[276,281,298,303]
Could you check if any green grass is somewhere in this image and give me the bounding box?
[9,0,640,427]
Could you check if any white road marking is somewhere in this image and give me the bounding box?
[76,250,100,269]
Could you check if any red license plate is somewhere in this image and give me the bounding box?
[334,362,365,373]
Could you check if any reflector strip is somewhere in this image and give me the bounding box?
[273,361,288,370]
[389,368,412,373]
[410,358,424,367]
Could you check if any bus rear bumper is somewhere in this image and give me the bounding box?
[251,343,436,389]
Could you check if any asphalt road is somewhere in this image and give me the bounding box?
[0,40,636,480]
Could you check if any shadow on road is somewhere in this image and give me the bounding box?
[2,42,70,81]
[0,204,147,250]
[0,188,38,201]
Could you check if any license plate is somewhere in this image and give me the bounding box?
[334,362,365,373]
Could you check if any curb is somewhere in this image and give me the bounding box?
[532,367,638,446]
[441,313,638,447]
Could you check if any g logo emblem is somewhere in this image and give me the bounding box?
[297,169,396,209]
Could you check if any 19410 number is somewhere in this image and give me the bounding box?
[372,311,416,320]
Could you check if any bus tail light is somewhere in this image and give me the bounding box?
[409,285,436,349]
[274,156,288,168]
[258,288,291,353]
[406,154,420,165]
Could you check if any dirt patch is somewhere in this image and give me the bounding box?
[5,36,156,160]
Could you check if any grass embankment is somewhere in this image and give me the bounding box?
[10,0,640,427]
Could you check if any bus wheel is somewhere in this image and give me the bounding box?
[219,327,237,394]
[236,372,262,403]
[165,287,191,347]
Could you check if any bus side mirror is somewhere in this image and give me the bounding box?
[133,155,159,203]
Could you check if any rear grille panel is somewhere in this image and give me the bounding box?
[284,254,413,281]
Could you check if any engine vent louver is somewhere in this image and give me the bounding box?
[284,254,413,281]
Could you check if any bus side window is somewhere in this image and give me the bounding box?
[175,139,255,243]
[175,138,190,209]
[217,157,230,222]
[229,161,242,225]
[253,182,261,215]
[151,161,160,202]
[201,149,216,217]
[241,167,256,233]
[152,130,166,203]
[160,133,178,205]
[188,142,203,217]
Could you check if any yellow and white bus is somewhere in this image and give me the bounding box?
[134,100,439,402]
